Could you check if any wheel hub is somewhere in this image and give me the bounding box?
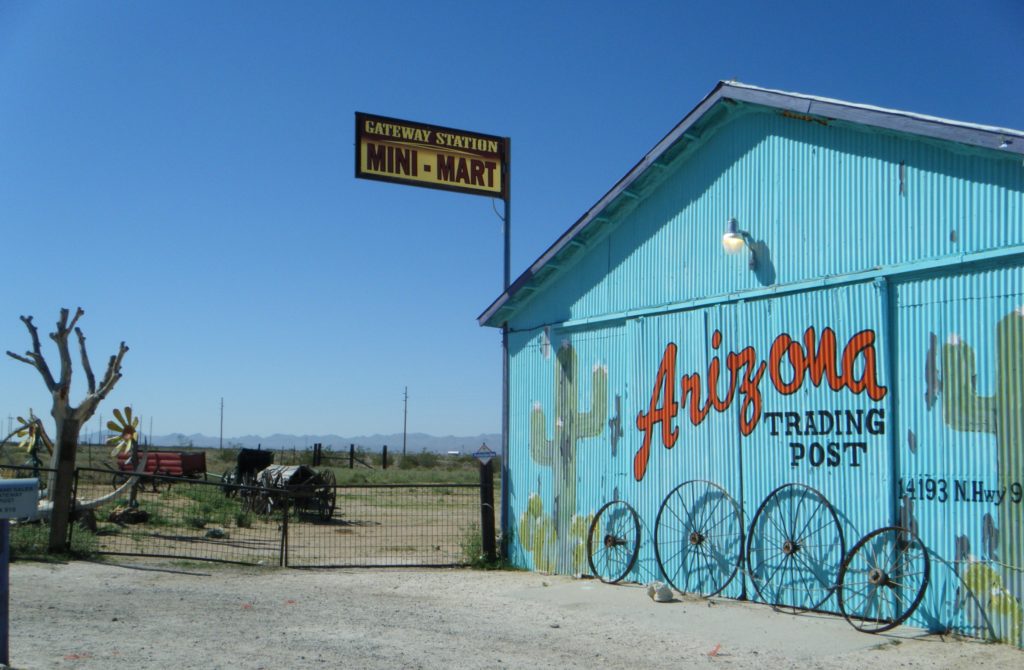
[782,539,799,555]
[604,534,627,549]
[689,531,705,546]
[868,567,889,586]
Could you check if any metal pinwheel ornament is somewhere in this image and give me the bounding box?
[107,407,140,458]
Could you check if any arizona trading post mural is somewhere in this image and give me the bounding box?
[481,82,1024,645]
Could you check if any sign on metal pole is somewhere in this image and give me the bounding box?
[0,480,39,521]
[0,478,38,667]
[355,112,507,199]
[472,444,496,465]
[355,111,512,559]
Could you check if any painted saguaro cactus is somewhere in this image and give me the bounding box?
[529,340,608,573]
[943,307,1024,642]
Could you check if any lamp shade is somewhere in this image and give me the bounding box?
[722,232,747,254]
[722,218,746,254]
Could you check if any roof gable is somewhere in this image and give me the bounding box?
[480,81,1024,328]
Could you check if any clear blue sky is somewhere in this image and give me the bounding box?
[2,1,1022,441]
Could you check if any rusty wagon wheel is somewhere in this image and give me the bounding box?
[316,469,337,521]
[111,470,130,490]
[586,500,641,584]
[746,483,846,613]
[654,480,744,598]
[837,527,930,633]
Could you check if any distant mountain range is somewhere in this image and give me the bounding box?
[149,432,502,455]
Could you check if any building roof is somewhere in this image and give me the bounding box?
[478,81,1024,328]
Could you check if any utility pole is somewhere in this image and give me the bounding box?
[402,386,408,457]
[219,398,224,450]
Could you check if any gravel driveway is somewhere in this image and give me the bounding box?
[6,560,1021,669]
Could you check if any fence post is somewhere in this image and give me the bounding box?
[479,460,497,563]
[66,467,80,551]
[382,445,388,470]
[280,495,289,567]
[349,444,355,469]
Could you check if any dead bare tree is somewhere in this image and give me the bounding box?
[6,308,128,551]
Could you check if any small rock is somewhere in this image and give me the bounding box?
[646,581,673,602]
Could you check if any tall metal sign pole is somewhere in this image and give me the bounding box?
[355,113,511,557]
[500,138,511,558]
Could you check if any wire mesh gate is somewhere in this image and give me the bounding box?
[61,468,484,567]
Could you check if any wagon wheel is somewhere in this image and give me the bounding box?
[239,474,265,514]
[837,527,930,633]
[220,469,239,498]
[586,500,641,584]
[249,489,275,516]
[746,483,846,612]
[149,471,169,493]
[316,469,337,521]
[111,471,129,490]
[654,480,744,597]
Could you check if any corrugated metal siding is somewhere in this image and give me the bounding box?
[894,264,1024,642]
[728,282,893,613]
[506,267,1023,641]
[510,109,1024,327]
[502,103,1023,644]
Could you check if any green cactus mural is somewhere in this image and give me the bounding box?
[529,340,608,574]
[519,493,556,572]
[517,493,593,574]
[943,307,1024,644]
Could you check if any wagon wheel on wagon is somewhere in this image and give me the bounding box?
[746,483,846,613]
[248,489,275,517]
[316,469,337,521]
[110,470,130,490]
[220,468,239,498]
[586,500,641,584]
[239,474,268,515]
[837,527,930,633]
[654,480,744,597]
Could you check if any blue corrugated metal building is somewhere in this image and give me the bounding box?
[480,82,1024,643]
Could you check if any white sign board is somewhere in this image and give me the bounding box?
[472,445,496,465]
[0,479,38,519]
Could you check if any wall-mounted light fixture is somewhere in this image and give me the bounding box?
[722,218,756,270]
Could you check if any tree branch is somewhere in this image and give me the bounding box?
[95,342,129,400]
[50,308,78,399]
[76,327,97,394]
[9,315,57,391]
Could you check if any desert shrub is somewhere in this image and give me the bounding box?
[11,522,98,561]
[398,451,440,469]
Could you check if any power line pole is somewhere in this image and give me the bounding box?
[219,398,224,450]
[402,386,408,458]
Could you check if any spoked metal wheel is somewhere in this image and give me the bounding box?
[746,483,845,612]
[586,500,641,584]
[837,527,930,633]
[316,469,337,521]
[654,480,744,597]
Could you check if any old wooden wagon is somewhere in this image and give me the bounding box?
[244,464,337,521]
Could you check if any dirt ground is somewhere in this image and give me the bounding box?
[6,560,1022,669]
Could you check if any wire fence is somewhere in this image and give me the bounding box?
[72,467,286,565]
[28,467,483,567]
[287,483,480,568]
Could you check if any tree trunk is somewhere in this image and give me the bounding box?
[48,418,80,552]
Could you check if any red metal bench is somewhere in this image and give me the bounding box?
[116,450,206,479]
